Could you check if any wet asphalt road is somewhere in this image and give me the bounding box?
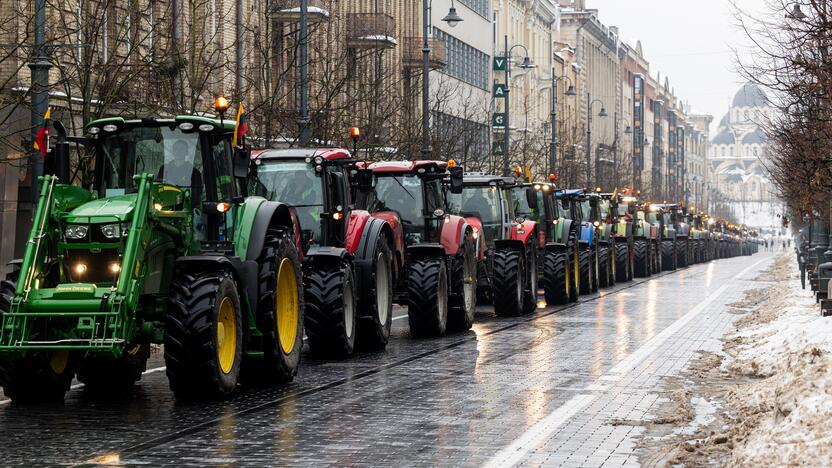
[0,252,775,467]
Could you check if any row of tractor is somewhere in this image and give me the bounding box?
[0,106,758,403]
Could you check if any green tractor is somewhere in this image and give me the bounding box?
[0,112,304,402]
[632,203,661,277]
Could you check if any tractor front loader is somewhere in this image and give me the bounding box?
[0,111,304,403]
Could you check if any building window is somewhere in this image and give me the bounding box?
[433,111,489,160]
[457,0,489,18]
[433,28,489,90]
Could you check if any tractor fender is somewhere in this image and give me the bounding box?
[368,211,404,259]
[344,209,372,255]
[509,220,537,247]
[494,238,525,252]
[352,217,396,290]
[174,255,259,321]
[440,214,470,256]
[245,200,303,263]
[407,243,446,260]
[544,242,568,253]
[559,218,575,242]
[463,216,487,261]
[304,246,349,268]
[579,223,594,246]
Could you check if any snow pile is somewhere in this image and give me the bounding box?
[726,271,832,465]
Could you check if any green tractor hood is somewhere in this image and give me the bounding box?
[64,194,137,223]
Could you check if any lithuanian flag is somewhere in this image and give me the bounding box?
[233,103,247,147]
[34,107,51,157]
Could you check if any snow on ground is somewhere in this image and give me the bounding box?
[725,260,832,465]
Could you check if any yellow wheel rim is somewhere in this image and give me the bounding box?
[276,258,299,355]
[49,350,69,374]
[217,297,237,374]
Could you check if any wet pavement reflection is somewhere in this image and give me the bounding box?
[0,254,774,466]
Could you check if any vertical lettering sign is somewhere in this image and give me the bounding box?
[668,111,677,198]
[653,99,663,194]
[633,74,644,177]
[677,126,685,200]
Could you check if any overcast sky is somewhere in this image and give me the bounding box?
[585,0,769,134]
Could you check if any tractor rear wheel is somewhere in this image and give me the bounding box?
[245,230,303,384]
[615,242,629,282]
[165,271,243,400]
[76,342,150,394]
[304,262,357,358]
[407,257,448,337]
[448,231,477,332]
[0,280,75,403]
[357,236,394,349]
[568,238,580,302]
[542,249,569,305]
[579,249,592,294]
[492,248,525,316]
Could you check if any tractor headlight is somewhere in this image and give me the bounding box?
[65,224,89,239]
[101,223,130,239]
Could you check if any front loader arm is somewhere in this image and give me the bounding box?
[15,175,57,301]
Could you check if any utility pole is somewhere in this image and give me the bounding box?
[504,35,510,176]
[172,0,181,107]
[298,0,311,145]
[235,0,243,100]
[28,0,49,203]
[585,92,591,186]
[550,68,557,175]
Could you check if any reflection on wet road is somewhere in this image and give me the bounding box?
[0,253,774,466]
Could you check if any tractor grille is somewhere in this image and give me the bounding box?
[64,249,121,284]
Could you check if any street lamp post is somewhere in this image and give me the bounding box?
[614,117,632,189]
[585,93,607,186]
[421,1,463,157]
[501,37,534,176]
[549,71,576,175]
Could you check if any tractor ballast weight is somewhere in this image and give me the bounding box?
[355,160,477,337]
[251,148,396,357]
[453,174,539,316]
[0,115,305,402]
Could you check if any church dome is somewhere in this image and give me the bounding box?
[742,127,767,145]
[712,129,735,145]
[732,82,768,108]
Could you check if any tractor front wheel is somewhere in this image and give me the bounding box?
[615,242,629,282]
[165,271,243,400]
[0,280,75,403]
[579,249,592,295]
[357,236,394,349]
[492,248,525,317]
[523,242,539,314]
[542,249,569,305]
[76,342,150,394]
[633,240,649,277]
[598,246,610,288]
[407,257,449,337]
[661,240,677,271]
[305,262,357,358]
[448,231,477,332]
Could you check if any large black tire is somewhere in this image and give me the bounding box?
[598,246,610,288]
[615,242,629,282]
[304,262,357,358]
[0,280,76,403]
[661,240,677,271]
[677,239,688,268]
[76,343,150,393]
[567,238,580,302]
[246,230,303,384]
[523,241,539,314]
[492,248,525,316]
[653,241,662,274]
[448,231,477,332]
[633,239,649,277]
[542,249,569,305]
[357,236,394,349]
[165,271,243,400]
[407,257,448,337]
[579,248,592,294]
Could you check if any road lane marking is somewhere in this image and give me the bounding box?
[483,255,771,468]
[393,313,407,321]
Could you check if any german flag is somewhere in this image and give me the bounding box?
[33,107,51,157]
[233,103,247,147]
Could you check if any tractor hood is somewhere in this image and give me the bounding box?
[64,194,137,223]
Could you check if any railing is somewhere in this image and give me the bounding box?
[402,37,447,70]
[346,13,397,49]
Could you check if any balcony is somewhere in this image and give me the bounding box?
[402,37,447,70]
[346,13,397,49]
[270,0,330,23]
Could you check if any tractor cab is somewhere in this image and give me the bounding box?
[556,189,594,246]
[250,148,353,252]
[450,174,519,247]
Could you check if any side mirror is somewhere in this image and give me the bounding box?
[449,166,464,194]
[356,168,375,191]
[233,147,250,179]
[525,188,538,212]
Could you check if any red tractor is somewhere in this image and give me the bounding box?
[450,174,539,316]
[354,161,477,337]
[251,149,395,358]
